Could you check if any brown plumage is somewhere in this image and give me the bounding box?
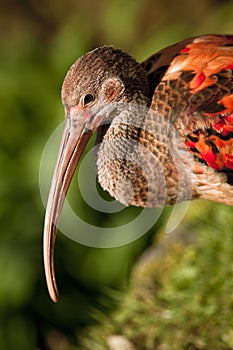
[43,35,233,302]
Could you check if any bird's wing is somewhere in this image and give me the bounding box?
[141,35,233,174]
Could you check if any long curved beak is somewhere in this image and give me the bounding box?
[43,108,93,302]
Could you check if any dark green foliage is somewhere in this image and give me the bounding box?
[76,202,233,350]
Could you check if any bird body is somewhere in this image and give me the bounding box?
[43,34,233,302]
[141,35,233,206]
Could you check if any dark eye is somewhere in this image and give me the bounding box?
[83,93,95,106]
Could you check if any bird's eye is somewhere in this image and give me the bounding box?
[83,93,95,106]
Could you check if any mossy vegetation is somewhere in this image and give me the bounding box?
[77,201,233,350]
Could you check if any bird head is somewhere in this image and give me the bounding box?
[62,46,149,108]
[43,46,149,302]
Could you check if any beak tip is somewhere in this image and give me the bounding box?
[51,292,59,303]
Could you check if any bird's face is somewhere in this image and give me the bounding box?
[62,74,126,135]
[43,46,149,302]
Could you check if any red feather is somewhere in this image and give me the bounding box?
[143,35,233,173]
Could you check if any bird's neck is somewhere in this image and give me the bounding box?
[96,104,194,207]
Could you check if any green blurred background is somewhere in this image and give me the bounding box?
[0,0,233,349]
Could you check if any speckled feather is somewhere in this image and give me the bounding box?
[142,35,233,177]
